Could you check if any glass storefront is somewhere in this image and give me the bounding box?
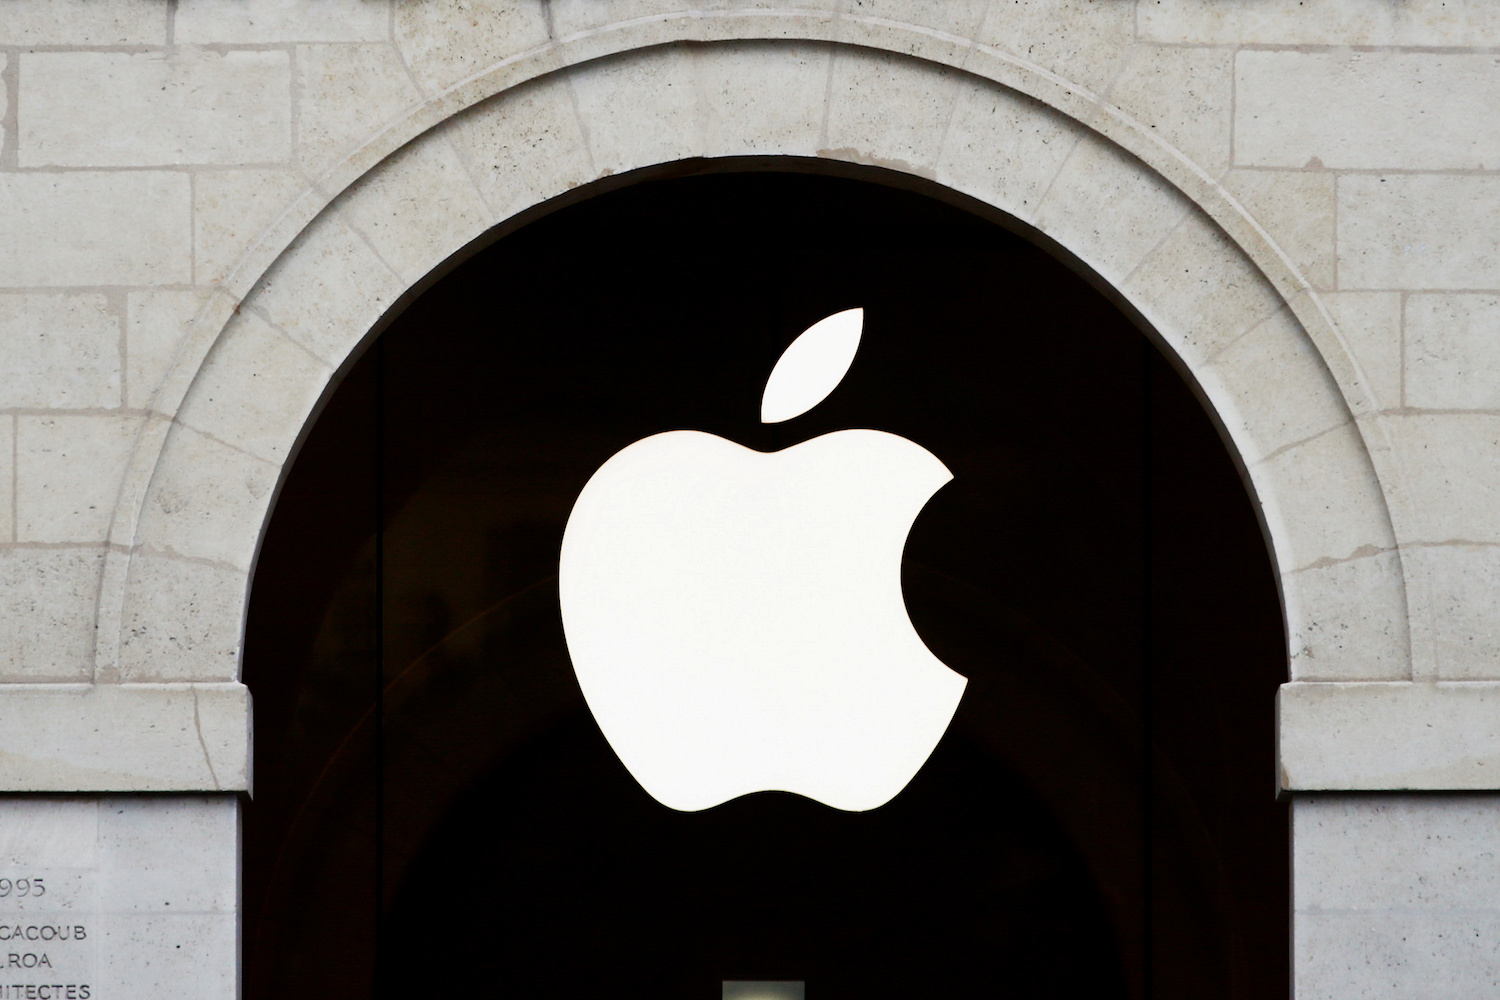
[243,166,1287,1000]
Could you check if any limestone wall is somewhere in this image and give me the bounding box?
[2,1,1499,996]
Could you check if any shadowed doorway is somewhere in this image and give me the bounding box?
[243,163,1288,1000]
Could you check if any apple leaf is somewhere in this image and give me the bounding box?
[760,307,863,423]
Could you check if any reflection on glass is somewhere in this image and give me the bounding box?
[724,981,806,1000]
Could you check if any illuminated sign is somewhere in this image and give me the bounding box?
[559,309,966,811]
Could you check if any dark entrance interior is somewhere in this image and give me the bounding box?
[242,165,1288,999]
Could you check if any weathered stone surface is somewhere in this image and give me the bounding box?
[117,555,248,683]
[0,0,167,45]
[1384,414,1500,545]
[176,0,390,43]
[19,51,292,168]
[16,415,140,544]
[394,0,550,94]
[175,309,332,465]
[976,0,1136,95]
[1322,292,1402,412]
[126,291,214,410]
[1237,52,1500,171]
[0,547,105,682]
[0,294,121,409]
[0,796,240,999]
[1294,794,1500,996]
[1255,423,1395,572]
[248,213,405,365]
[1223,168,1337,290]
[1280,683,1500,790]
[1404,543,1500,681]
[0,685,250,791]
[1110,44,1234,177]
[0,420,12,546]
[446,75,594,223]
[296,43,422,177]
[1143,0,1500,47]
[1406,294,1500,411]
[1339,174,1500,291]
[333,130,492,283]
[137,424,277,571]
[0,173,191,287]
[1284,549,1409,681]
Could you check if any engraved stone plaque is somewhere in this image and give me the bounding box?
[0,798,237,1000]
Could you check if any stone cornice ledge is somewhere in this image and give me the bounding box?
[0,683,250,793]
[1278,681,1500,794]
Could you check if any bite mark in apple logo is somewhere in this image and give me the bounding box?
[559,308,968,811]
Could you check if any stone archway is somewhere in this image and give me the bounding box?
[110,39,1405,709]
[239,162,1291,999]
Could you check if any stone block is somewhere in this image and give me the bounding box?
[99,799,240,906]
[126,291,214,410]
[138,424,276,571]
[1296,794,1500,907]
[976,0,1136,96]
[1322,292,1402,412]
[0,798,97,864]
[1280,685,1500,790]
[1298,895,1500,997]
[19,51,291,168]
[0,797,240,1000]
[1125,209,1286,368]
[1284,548,1409,681]
[1256,422,1394,572]
[569,46,701,180]
[548,0,692,37]
[1200,306,1349,465]
[393,0,551,94]
[0,547,105,682]
[1406,294,1500,411]
[1222,168,1336,290]
[0,294,121,409]
[193,169,309,288]
[334,130,492,283]
[0,0,167,45]
[1338,174,1500,290]
[296,43,423,177]
[0,418,12,545]
[0,685,250,791]
[1293,794,1500,996]
[0,173,191,287]
[118,555,248,682]
[249,213,405,366]
[176,310,333,465]
[935,76,1083,223]
[1404,543,1500,681]
[1385,413,1500,544]
[850,0,990,37]
[1141,0,1500,47]
[823,48,960,175]
[17,415,141,545]
[696,42,831,160]
[176,0,390,42]
[96,911,238,999]
[446,75,594,224]
[1032,131,1193,289]
[1237,52,1500,172]
[1109,44,1234,177]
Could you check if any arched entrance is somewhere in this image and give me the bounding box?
[243,165,1287,998]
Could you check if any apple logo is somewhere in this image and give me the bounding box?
[559,308,967,811]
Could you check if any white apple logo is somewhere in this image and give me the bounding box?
[559,308,967,811]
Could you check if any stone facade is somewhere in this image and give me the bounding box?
[1,1,1498,996]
